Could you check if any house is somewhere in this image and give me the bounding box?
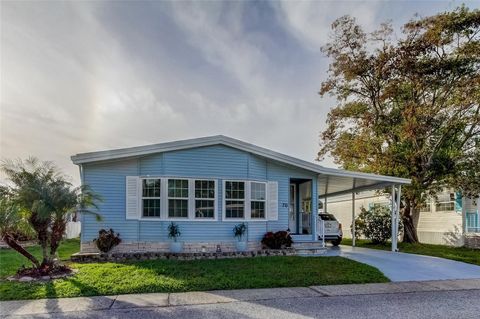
[71,135,410,253]
[326,190,480,247]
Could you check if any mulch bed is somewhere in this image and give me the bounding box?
[7,264,76,282]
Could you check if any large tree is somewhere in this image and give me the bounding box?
[318,6,480,242]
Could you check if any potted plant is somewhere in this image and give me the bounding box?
[168,222,183,253]
[233,223,248,252]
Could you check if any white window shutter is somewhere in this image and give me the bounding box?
[126,176,140,220]
[267,181,278,221]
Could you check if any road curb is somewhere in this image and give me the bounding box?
[2,279,480,316]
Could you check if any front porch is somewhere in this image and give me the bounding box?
[288,172,409,253]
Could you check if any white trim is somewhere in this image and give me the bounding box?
[250,181,267,220]
[166,178,190,219]
[223,180,247,221]
[139,177,162,219]
[71,135,410,185]
[137,176,221,221]
[193,178,217,221]
[221,180,269,222]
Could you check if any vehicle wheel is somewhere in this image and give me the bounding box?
[331,238,342,246]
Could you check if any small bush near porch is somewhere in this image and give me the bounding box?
[0,239,388,301]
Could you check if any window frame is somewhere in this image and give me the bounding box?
[167,178,190,219]
[435,201,455,212]
[136,177,270,222]
[223,180,247,221]
[419,202,431,213]
[250,181,267,220]
[193,179,217,220]
[222,180,269,221]
[140,178,162,220]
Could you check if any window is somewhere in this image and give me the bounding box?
[435,202,455,212]
[195,180,215,218]
[142,179,161,217]
[251,182,266,219]
[419,203,431,212]
[168,179,189,218]
[225,181,245,218]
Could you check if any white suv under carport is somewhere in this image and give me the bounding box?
[317,213,343,246]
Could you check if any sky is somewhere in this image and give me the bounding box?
[1,0,479,185]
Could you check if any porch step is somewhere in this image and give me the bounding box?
[292,241,326,248]
[292,242,327,257]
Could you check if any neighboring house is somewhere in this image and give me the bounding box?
[326,190,480,246]
[71,135,409,253]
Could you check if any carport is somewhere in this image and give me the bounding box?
[317,169,410,252]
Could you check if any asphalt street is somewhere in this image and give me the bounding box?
[6,289,480,319]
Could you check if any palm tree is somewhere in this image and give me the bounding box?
[0,158,101,272]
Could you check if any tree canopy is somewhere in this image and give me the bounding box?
[318,6,480,242]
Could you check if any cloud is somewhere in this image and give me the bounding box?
[2,0,477,185]
[273,1,382,51]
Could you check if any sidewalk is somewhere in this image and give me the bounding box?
[2,279,480,317]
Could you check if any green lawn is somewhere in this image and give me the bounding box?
[342,238,480,266]
[0,239,388,301]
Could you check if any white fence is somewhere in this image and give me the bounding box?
[65,221,81,239]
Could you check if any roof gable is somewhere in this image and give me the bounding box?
[71,135,410,185]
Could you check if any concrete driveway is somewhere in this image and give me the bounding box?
[325,245,480,282]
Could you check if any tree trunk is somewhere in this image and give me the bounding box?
[2,234,41,268]
[29,211,51,266]
[50,218,66,259]
[402,201,419,243]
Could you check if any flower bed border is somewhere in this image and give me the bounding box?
[71,249,296,263]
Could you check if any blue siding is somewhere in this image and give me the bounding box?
[82,158,139,242]
[139,153,164,175]
[81,145,318,243]
[162,145,248,178]
[248,155,267,180]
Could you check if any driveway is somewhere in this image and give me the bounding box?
[325,245,480,282]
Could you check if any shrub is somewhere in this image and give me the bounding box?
[355,206,403,244]
[167,222,181,242]
[94,229,121,253]
[261,231,292,249]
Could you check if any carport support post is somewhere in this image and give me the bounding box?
[352,191,356,247]
[391,185,401,252]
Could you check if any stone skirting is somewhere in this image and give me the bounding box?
[71,248,296,263]
[80,240,262,254]
[464,234,480,249]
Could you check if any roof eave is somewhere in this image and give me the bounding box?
[70,135,411,185]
